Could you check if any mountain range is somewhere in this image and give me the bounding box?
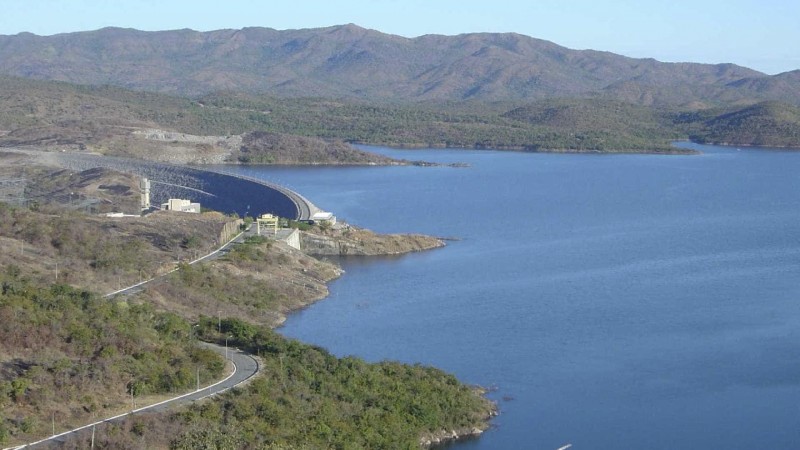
[1,24,798,106]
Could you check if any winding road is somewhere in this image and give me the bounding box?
[3,228,264,449]
[4,343,259,449]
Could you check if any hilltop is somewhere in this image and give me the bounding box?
[0,25,797,107]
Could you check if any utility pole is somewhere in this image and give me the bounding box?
[55,262,58,282]
[91,424,95,449]
[225,337,229,360]
[196,366,200,391]
[52,411,55,435]
[218,311,221,334]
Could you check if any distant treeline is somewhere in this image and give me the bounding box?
[1,76,800,152]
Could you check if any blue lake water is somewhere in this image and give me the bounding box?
[221,143,800,449]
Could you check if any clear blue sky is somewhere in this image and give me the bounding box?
[3,0,798,74]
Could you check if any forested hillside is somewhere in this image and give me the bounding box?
[679,102,800,147]
[0,275,225,443]
[65,318,495,449]
[1,76,799,154]
[1,25,795,106]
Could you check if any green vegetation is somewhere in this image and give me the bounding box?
[187,93,799,150]
[0,274,224,444]
[181,317,493,449]
[2,76,799,152]
[235,131,396,165]
[288,219,313,231]
[146,233,340,327]
[502,98,684,151]
[78,317,494,449]
[0,25,784,105]
[676,101,800,147]
[0,208,493,448]
[184,93,683,151]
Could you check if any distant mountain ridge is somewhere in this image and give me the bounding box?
[1,24,797,105]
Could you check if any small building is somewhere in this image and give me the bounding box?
[311,211,336,225]
[161,198,201,213]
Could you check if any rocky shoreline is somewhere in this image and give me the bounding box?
[421,426,487,448]
[420,405,499,448]
[300,224,446,256]
[256,224,445,325]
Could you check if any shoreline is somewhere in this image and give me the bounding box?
[264,226,448,326]
[269,229,499,442]
[351,141,699,155]
[690,140,800,150]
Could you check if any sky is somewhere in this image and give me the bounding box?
[2,0,798,75]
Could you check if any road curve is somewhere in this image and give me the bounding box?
[4,343,259,449]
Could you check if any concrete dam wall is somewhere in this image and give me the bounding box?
[49,153,310,219]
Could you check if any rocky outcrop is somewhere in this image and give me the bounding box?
[300,225,445,256]
[419,425,492,448]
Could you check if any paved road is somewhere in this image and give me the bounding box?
[4,343,260,449]
[2,230,264,449]
[104,225,254,298]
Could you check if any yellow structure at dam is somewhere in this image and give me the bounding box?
[256,213,279,236]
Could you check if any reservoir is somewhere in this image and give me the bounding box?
[222,143,800,449]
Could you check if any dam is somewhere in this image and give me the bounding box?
[46,152,319,220]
